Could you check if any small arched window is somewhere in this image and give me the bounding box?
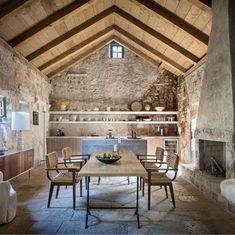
[109,41,124,58]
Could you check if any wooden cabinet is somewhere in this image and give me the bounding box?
[47,137,81,158]
[0,149,34,180]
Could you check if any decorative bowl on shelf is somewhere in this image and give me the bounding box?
[154,106,165,112]
[96,153,122,164]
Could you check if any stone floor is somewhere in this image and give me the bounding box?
[1,165,235,234]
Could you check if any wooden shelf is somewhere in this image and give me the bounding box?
[49,121,178,124]
[49,111,178,115]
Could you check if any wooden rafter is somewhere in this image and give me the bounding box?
[135,0,209,45]
[47,36,113,78]
[46,21,186,79]
[26,5,199,65]
[114,26,186,73]
[112,35,161,68]
[114,6,199,63]
[39,26,115,72]
[0,0,29,19]
[25,6,115,61]
[9,0,90,47]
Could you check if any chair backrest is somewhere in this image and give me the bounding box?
[155,147,164,161]
[46,151,58,168]
[166,153,179,169]
[62,147,72,161]
[166,153,179,181]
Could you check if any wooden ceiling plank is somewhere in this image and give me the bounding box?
[47,36,113,78]
[135,0,209,45]
[114,25,186,73]
[39,25,115,71]
[190,0,212,14]
[112,35,160,68]
[0,0,29,19]
[9,0,90,47]
[26,6,115,61]
[114,6,199,63]
[25,5,199,64]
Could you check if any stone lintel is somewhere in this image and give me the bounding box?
[195,128,234,143]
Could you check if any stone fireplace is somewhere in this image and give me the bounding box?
[180,0,235,213]
[199,140,226,178]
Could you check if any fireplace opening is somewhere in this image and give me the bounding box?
[199,140,226,178]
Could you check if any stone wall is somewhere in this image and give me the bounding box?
[0,39,51,164]
[177,64,205,164]
[49,44,178,137]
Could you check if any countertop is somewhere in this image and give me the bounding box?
[0,148,33,157]
[47,136,180,139]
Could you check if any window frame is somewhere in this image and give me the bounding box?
[109,42,124,59]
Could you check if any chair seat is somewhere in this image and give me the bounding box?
[143,172,171,184]
[52,172,81,183]
[143,162,158,169]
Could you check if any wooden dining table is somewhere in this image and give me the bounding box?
[78,150,147,229]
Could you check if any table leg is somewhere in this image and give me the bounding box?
[135,176,140,228]
[85,176,91,229]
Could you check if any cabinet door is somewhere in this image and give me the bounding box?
[147,139,164,155]
[4,154,19,180]
[0,157,4,178]
[24,149,34,171]
[164,139,178,154]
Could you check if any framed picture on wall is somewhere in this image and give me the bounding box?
[33,111,39,125]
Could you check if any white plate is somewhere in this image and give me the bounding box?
[143,119,152,121]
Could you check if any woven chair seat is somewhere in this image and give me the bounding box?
[143,172,171,184]
[52,172,81,183]
[143,162,159,169]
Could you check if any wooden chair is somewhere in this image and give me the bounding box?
[138,146,164,169]
[45,151,82,210]
[62,147,89,170]
[137,147,164,189]
[62,146,92,188]
[142,152,179,210]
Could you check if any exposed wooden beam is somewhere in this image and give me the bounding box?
[39,26,115,72]
[113,26,186,73]
[26,6,114,61]
[135,0,209,45]
[113,35,160,68]
[113,6,199,63]
[0,0,29,19]
[184,55,207,77]
[9,0,90,47]
[47,36,113,78]
[26,5,199,64]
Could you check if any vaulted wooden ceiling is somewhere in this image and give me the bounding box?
[0,0,212,79]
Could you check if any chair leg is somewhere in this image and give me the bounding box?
[169,183,176,208]
[127,176,130,184]
[140,177,142,190]
[148,182,151,210]
[164,185,168,198]
[48,183,54,208]
[56,185,60,198]
[73,182,76,210]
[80,179,83,197]
[97,176,101,185]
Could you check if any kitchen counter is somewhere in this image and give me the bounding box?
[47,136,180,139]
